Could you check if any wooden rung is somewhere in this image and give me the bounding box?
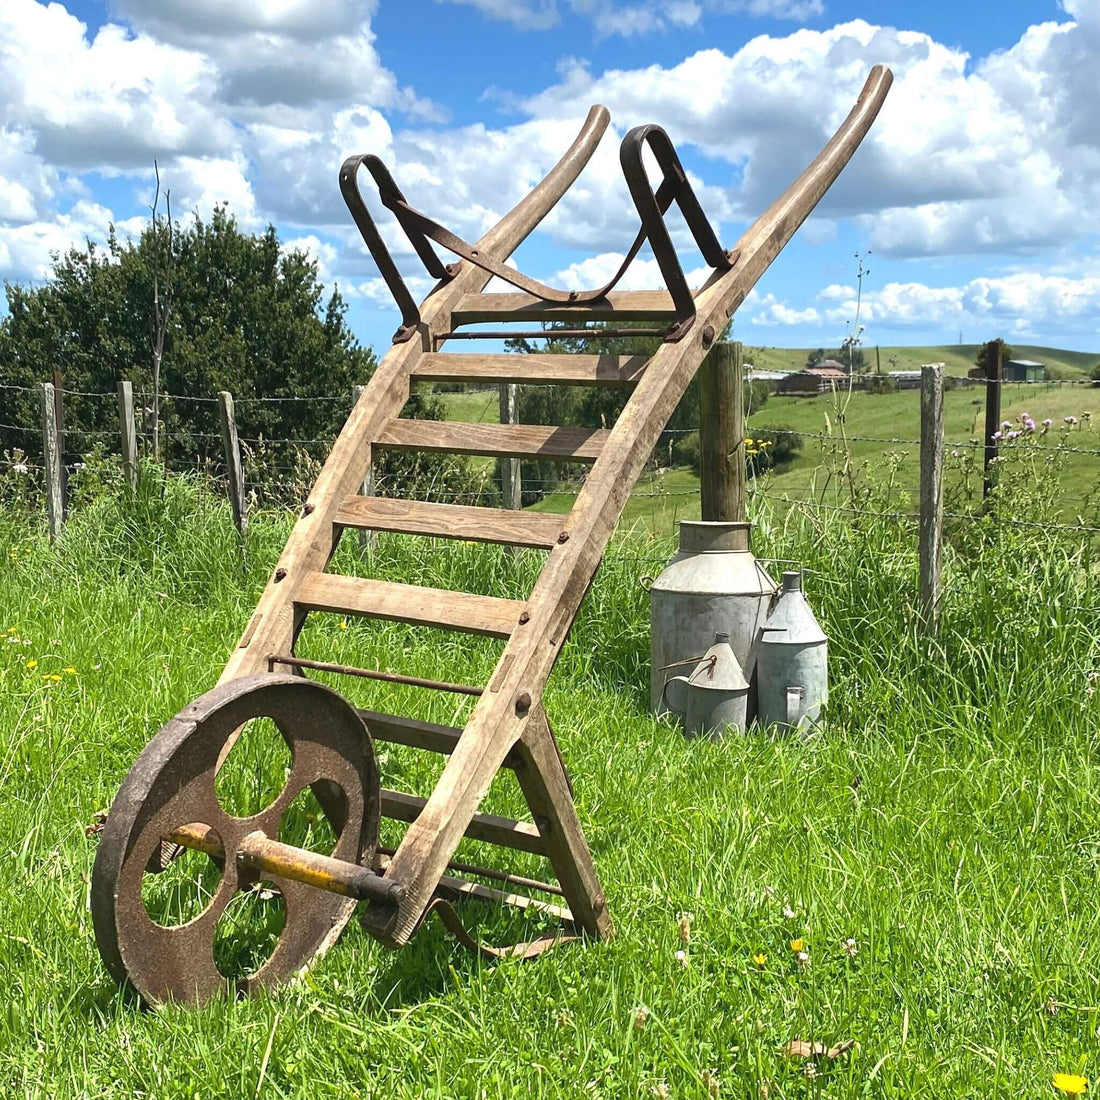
[295,573,523,638]
[450,290,679,326]
[411,352,649,387]
[335,496,564,549]
[381,789,545,855]
[375,419,606,462]
[359,709,521,770]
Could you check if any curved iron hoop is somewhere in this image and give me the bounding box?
[340,113,736,343]
[619,123,736,339]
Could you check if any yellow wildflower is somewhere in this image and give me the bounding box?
[1054,1073,1087,1096]
[63,667,76,675]
[752,953,767,968]
[43,673,62,682]
[790,938,804,952]
[339,620,348,629]
[6,626,15,634]
[26,659,37,670]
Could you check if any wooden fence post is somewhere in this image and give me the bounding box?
[217,390,248,545]
[919,363,945,632]
[39,382,63,538]
[698,340,746,522]
[982,338,1003,499]
[352,383,373,555]
[52,369,67,517]
[117,380,138,490]
[500,383,521,510]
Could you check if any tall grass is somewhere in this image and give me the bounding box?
[1,467,1099,1098]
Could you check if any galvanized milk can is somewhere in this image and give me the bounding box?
[661,632,749,738]
[649,521,776,716]
[757,571,827,732]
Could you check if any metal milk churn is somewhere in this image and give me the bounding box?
[649,520,776,716]
[661,632,750,738]
[757,571,828,732]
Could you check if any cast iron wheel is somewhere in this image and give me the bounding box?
[91,674,380,1007]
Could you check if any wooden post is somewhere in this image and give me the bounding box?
[919,363,945,632]
[698,340,746,522]
[352,384,374,555]
[39,382,63,538]
[52,369,67,517]
[117,380,138,490]
[500,383,521,510]
[217,390,248,544]
[982,338,1003,499]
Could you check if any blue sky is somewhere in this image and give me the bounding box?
[2,0,1098,358]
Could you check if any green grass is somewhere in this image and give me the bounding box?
[3,469,1100,1097]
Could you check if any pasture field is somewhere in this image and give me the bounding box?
[2,468,1100,1098]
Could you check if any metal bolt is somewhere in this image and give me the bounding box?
[557,531,570,544]
[518,611,531,625]
[701,325,715,348]
[535,815,552,835]
[274,567,287,582]
[515,691,532,716]
[302,502,315,516]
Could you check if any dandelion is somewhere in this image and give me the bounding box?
[6,626,15,634]
[843,937,859,958]
[43,673,62,682]
[790,938,804,952]
[678,912,693,945]
[674,949,688,968]
[63,667,76,675]
[339,620,348,630]
[796,950,811,969]
[25,659,37,670]
[633,1004,650,1030]
[1053,1072,1087,1096]
[752,952,767,968]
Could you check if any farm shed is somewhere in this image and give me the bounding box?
[777,365,848,396]
[1005,359,1045,382]
[887,370,922,390]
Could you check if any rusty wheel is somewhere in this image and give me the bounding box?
[91,674,380,1007]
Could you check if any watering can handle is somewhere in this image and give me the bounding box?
[786,686,803,728]
[662,675,691,715]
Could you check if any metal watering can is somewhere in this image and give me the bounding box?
[661,632,749,738]
[757,571,827,733]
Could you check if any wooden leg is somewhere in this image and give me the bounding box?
[514,708,613,939]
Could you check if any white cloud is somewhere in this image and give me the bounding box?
[749,292,822,326]
[0,199,115,282]
[552,252,712,290]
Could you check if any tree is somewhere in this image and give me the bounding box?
[806,348,826,368]
[0,208,374,474]
[975,340,1013,373]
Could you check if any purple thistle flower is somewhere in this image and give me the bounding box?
[1007,430,1021,440]
[1043,418,1053,427]
[1002,420,1012,431]
[1065,416,1078,425]
[1024,419,1036,432]
[992,430,1003,441]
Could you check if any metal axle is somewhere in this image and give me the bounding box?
[166,823,404,906]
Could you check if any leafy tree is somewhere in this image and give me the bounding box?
[975,340,1013,374]
[806,348,826,368]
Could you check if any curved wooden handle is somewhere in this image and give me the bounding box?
[477,104,610,268]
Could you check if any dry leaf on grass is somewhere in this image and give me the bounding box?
[782,1038,857,1061]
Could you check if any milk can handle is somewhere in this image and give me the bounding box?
[662,675,690,715]
[786,686,803,727]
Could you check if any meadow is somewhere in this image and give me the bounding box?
[2,456,1100,1098]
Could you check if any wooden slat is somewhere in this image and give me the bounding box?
[451,290,678,326]
[411,352,649,387]
[295,573,522,638]
[375,419,606,462]
[381,789,545,855]
[433,874,572,923]
[335,496,563,549]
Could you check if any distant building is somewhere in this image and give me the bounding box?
[1005,359,1046,382]
[746,369,788,389]
[777,365,849,396]
[887,370,922,390]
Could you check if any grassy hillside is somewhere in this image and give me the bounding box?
[741,344,1099,379]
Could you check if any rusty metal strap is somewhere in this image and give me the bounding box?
[428,898,579,960]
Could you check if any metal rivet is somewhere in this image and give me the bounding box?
[515,691,532,716]
[557,531,570,544]
[302,502,315,516]
[274,568,287,582]
[701,324,715,348]
[519,611,530,625]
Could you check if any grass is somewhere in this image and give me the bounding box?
[3,468,1100,1098]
